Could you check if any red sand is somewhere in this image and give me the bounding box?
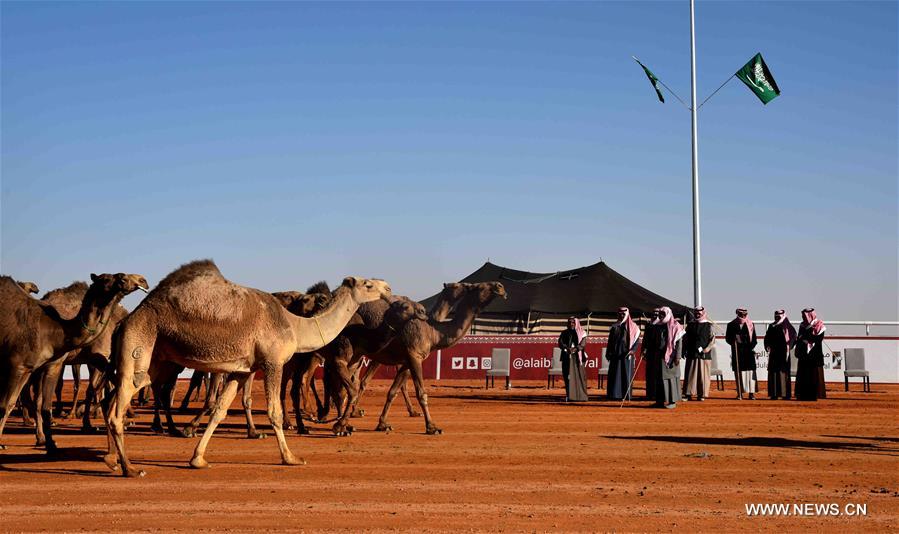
[1,380,897,532]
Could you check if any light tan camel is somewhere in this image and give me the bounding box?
[16,281,40,295]
[334,281,506,436]
[162,290,329,440]
[103,260,390,477]
[0,273,148,452]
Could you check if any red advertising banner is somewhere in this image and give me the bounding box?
[360,335,646,382]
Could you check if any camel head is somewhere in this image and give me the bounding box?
[386,296,428,327]
[472,281,506,304]
[439,282,470,303]
[340,277,391,304]
[89,273,150,300]
[17,281,39,295]
[272,291,320,317]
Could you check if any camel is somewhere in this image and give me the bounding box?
[0,273,148,452]
[333,281,506,436]
[103,260,391,477]
[16,281,39,295]
[36,282,131,433]
[149,289,329,440]
[315,293,430,429]
[319,282,473,423]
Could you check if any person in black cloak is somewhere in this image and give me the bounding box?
[642,308,662,400]
[764,309,797,399]
[606,307,640,400]
[726,308,758,400]
[558,316,589,402]
[795,308,827,401]
[650,307,683,408]
[682,306,714,401]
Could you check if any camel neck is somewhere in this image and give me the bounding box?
[432,296,487,349]
[60,291,122,350]
[289,287,361,353]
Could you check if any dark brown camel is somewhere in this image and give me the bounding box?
[342,282,506,434]
[319,282,473,424]
[336,281,506,436]
[0,273,148,452]
[37,282,130,433]
[103,260,390,476]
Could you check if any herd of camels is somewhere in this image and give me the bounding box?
[0,260,507,477]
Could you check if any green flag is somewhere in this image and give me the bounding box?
[633,57,665,103]
[736,53,781,104]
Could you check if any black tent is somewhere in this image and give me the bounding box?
[421,260,688,335]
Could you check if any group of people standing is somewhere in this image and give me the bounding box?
[556,306,828,406]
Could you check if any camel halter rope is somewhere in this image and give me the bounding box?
[80,317,107,336]
[313,316,326,347]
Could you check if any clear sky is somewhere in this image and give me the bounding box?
[2,1,896,322]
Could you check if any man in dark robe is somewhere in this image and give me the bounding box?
[642,308,662,400]
[726,308,758,400]
[764,309,797,399]
[558,317,588,402]
[795,308,827,401]
[682,306,714,401]
[649,307,683,408]
[606,307,640,400]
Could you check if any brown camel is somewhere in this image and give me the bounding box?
[43,283,130,428]
[103,260,391,477]
[335,281,505,435]
[346,281,475,418]
[16,281,39,295]
[320,282,473,423]
[0,273,148,452]
[315,293,429,430]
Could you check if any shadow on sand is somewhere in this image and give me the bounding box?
[601,435,899,455]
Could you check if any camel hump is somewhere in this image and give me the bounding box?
[155,259,221,292]
[40,281,89,320]
[148,260,253,324]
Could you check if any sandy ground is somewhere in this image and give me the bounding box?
[0,380,897,532]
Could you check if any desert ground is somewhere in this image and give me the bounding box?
[0,379,896,532]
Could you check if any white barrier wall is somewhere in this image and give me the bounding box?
[712,337,899,384]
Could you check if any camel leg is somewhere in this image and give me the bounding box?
[180,370,204,411]
[0,365,32,450]
[308,374,324,423]
[279,358,297,431]
[105,331,156,477]
[243,373,264,439]
[290,366,306,431]
[37,358,67,452]
[18,376,37,427]
[189,374,242,469]
[183,372,223,437]
[65,364,82,419]
[81,363,105,433]
[150,364,186,437]
[407,358,441,435]
[260,365,304,466]
[375,368,410,432]
[331,360,360,436]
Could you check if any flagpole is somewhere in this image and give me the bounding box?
[689,0,702,308]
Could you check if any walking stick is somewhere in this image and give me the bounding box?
[733,340,744,400]
[619,353,642,408]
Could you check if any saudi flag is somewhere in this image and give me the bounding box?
[633,57,665,103]
[736,53,781,104]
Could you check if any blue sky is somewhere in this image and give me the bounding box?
[2,1,896,322]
